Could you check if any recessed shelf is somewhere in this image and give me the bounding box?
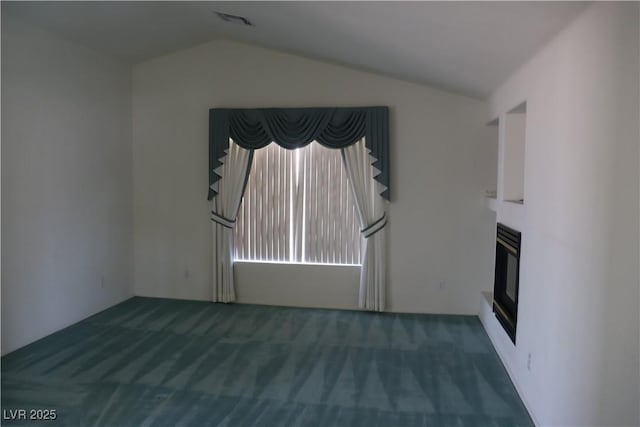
[504,199,524,205]
[485,103,527,220]
[503,103,527,203]
[485,118,499,202]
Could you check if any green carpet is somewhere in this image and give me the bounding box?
[1,297,533,426]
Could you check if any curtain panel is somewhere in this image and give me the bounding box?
[342,140,387,312]
[209,107,390,201]
[211,142,254,303]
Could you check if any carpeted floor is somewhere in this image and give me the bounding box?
[1,297,533,426]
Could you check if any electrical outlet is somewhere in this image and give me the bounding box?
[527,353,532,372]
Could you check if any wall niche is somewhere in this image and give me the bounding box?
[502,102,527,204]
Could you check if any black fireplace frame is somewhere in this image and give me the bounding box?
[493,223,521,344]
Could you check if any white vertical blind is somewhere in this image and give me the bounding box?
[235,141,361,265]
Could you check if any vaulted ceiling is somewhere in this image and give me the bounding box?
[2,1,588,98]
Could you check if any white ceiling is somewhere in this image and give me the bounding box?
[3,1,588,98]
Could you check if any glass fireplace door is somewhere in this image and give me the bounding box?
[494,223,521,343]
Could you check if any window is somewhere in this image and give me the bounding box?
[234,142,361,265]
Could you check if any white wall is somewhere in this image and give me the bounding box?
[1,14,134,354]
[484,3,639,426]
[132,39,496,314]
[235,262,360,310]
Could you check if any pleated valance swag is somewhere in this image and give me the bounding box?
[208,107,390,201]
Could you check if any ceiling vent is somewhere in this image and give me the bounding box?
[215,11,253,27]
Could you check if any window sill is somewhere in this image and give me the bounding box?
[235,259,361,267]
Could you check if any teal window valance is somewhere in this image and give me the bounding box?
[208,106,390,201]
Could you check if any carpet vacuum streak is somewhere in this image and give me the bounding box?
[1,297,533,426]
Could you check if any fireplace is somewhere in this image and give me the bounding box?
[493,223,521,343]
